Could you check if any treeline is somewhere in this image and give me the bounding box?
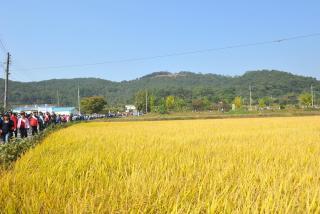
[133,89,318,114]
[77,90,316,115]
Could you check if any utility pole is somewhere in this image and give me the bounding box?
[145,90,148,113]
[78,85,81,115]
[3,52,10,111]
[314,88,316,107]
[56,89,60,106]
[311,85,314,108]
[249,84,252,110]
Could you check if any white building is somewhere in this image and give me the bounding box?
[125,105,136,113]
[125,105,140,116]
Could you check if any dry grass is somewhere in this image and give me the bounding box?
[1,117,320,213]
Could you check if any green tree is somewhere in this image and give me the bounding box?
[149,95,156,112]
[175,98,186,111]
[104,105,124,114]
[134,90,149,112]
[202,97,211,110]
[258,98,266,108]
[263,96,273,106]
[81,96,107,114]
[165,96,175,111]
[233,96,243,109]
[192,99,204,111]
[157,98,167,114]
[299,92,312,107]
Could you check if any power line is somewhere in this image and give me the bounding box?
[0,36,37,82]
[10,59,34,82]
[12,32,320,72]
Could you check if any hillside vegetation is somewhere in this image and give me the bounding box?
[1,70,319,107]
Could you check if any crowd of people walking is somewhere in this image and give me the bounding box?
[0,111,73,144]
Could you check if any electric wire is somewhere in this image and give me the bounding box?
[11,32,320,72]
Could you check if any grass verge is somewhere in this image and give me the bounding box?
[106,110,320,122]
[0,122,77,171]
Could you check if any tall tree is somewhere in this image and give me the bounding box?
[258,98,266,108]
[299,93,312,107]
[149,95,156,112]
[80,96,107,114]
[165,96,175,111]
[233,96,243,109]
[192,99,204,111]
[175,98,186,111]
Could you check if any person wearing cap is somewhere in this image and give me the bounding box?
[0,113,14,143]
[17,111,30,138]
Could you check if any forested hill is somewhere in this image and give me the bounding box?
[1,70,319,107]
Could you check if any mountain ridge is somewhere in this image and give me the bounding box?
[0,70,319,106]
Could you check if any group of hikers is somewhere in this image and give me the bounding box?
[0,111,72,143]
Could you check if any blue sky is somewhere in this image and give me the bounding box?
[0,0,319,82]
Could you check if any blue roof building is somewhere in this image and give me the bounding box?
[12,105,79,115]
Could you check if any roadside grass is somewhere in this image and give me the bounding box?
[108,109,320,122]
[0,122,77,170]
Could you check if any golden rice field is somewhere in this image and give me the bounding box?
[1,116,320,213]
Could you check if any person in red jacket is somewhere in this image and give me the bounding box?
[29,112,38,136]
[9,111,18,138]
